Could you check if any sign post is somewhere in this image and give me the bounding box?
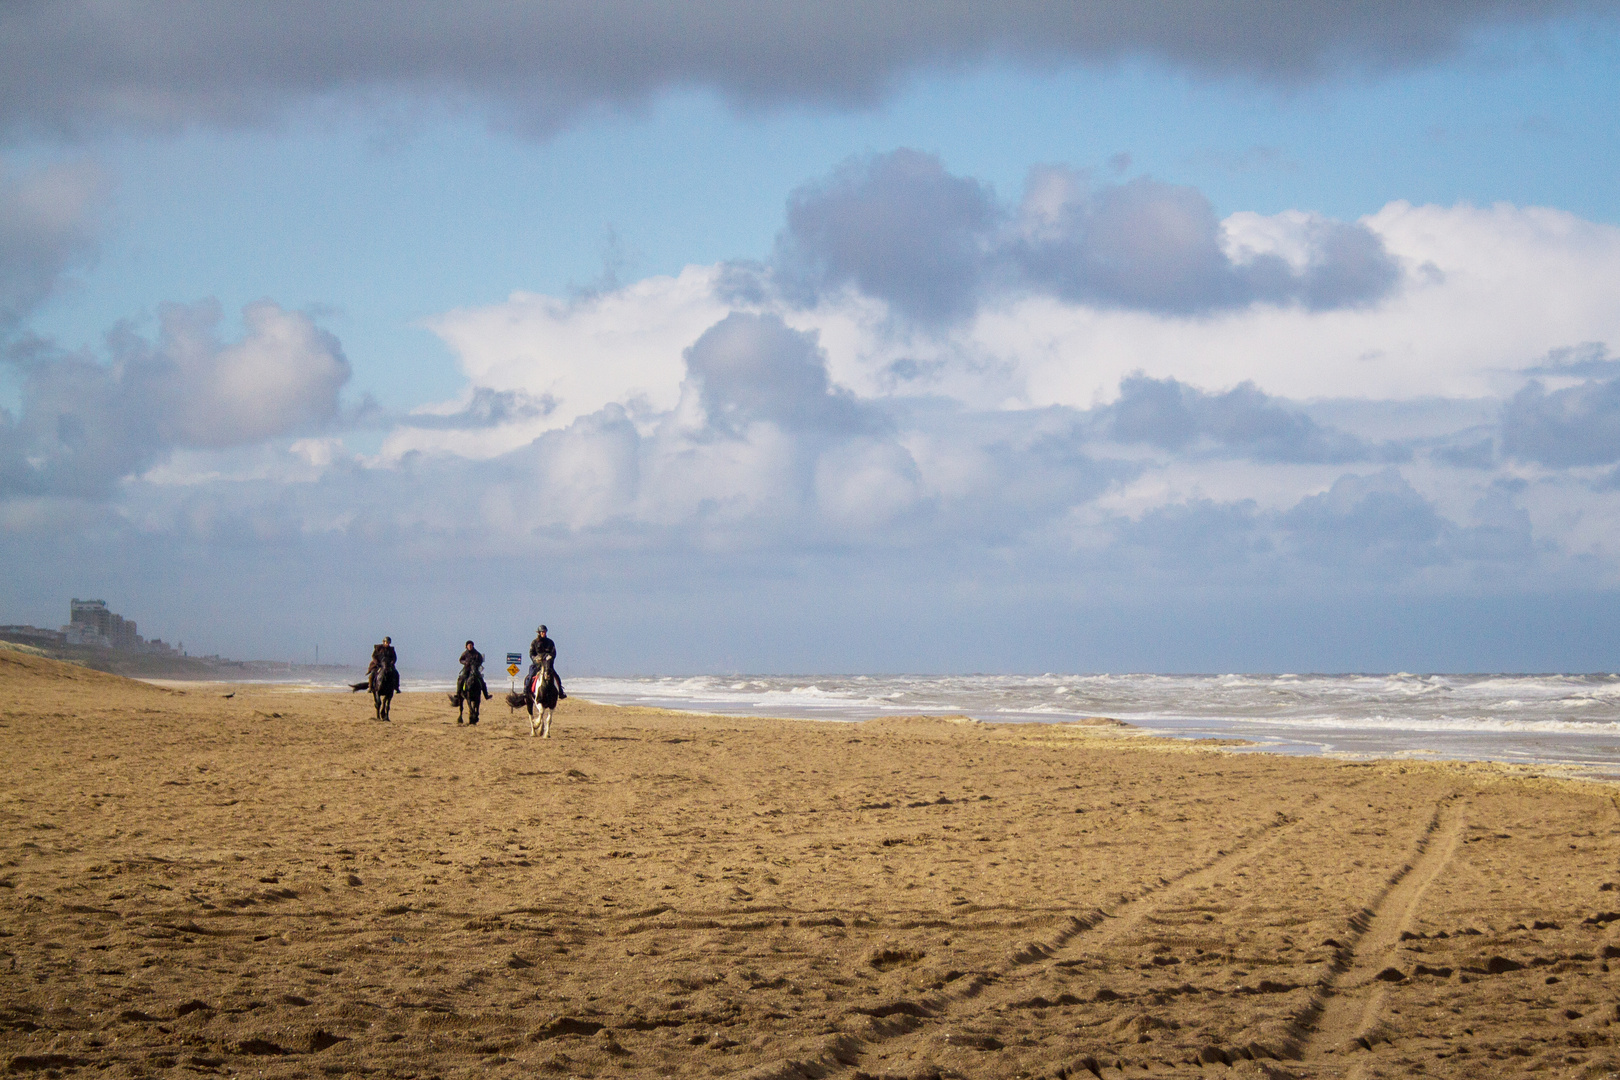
[506,652,522,692]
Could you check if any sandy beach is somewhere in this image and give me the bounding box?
[3,649,1619,1079]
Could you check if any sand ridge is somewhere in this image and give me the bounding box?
[2,650,1619,1078]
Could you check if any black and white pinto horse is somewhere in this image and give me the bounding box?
[507,654,559,737]
[350,659,399,722]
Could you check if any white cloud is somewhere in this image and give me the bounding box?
[426,264,728,433]
[410,200,1620,455]
[160,299,351,447]
[18,194,1620,668]
[1006,201,1620,407]
[2,298,349,498]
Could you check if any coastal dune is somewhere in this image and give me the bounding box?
[2,650,1618,1078]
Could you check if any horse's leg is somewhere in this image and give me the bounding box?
[541,705,552,738]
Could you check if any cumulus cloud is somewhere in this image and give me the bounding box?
[1282,470,1449,568]
[0,160,105,328]
[1523,342,1620,378]
[424,265,728,439]
[400,387,554,431]
[0,2,1608,138]
[16,157,1620,665]
[419,171,1620,422]
[1010,169,1399,314]
[774,153,1400,322]
[1105,373,1392,464]
[1010,201,1620,405]
[1502,375,1620,467]
[0,299,349,497]
[776,150,999,323]
[681,312,868,435]
[315,181,1620,606]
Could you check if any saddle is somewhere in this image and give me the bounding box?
[369,660,398,695]
[452,662,489,705]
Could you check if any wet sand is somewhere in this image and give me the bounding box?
[3,648,1620,1079]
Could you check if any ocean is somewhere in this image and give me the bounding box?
[286,670,1620,775]
[564,672,1620,775]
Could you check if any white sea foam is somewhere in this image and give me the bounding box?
[258,667,1620,771]
[563,672,1620,772]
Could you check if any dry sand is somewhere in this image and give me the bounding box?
[3,649,1620,1079]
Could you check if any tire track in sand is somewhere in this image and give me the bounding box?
[1286,793,1467,1075]
[726,802,1318,1080]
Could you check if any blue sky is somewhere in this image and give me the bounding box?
[5,4,1620,672]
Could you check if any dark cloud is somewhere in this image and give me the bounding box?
[1114,498,1273,577]
[1275,469,1533,572]
[775,153,1400,322]
[0,161,105,329]
[0,337,163,499]
[1282,470,1449,568]
[1501,376,1620,467]
[1522,342,1620,378]
[681,312,868,435]
[1095,467,1537,594]
[0,2,1607,138]
[399,387,555,430]
[1106,374,1391,463]
[1429,437,1496,469]
[1008,168,1399,314]
[776,150,998,323]
[1011,173,1243,313]
[1451,479,1534,562]
[0,299,349,497]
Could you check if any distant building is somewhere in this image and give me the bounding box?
[0,625,67,648]
[69,598,113,646]
[60,599,175,654]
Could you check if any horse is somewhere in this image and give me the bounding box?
[506,654,558,737]
[454,663,487,726]
[350,658,399,722]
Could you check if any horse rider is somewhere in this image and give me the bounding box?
[451,640,491,707]
[527,625,567,700]
[367,636,397,694]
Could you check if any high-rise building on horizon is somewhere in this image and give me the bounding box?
[63,599,166,653]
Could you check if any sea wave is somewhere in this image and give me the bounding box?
[249,669,1620,769]
[564,672,1620,770]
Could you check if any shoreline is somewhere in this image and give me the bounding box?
[6,650,1620,1076]
[134,672,1620,780]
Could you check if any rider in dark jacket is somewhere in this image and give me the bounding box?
[352,636,399,695]
[367,637,397,693]
[527,625,566,699]
[452,641,490,705]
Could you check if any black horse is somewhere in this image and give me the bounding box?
[452,663,488,726]
[350,657,399,721]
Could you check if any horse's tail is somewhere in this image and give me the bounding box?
[505,691,529,709]
[349,681,369,692]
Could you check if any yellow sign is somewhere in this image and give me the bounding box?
[507,664,519,677]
